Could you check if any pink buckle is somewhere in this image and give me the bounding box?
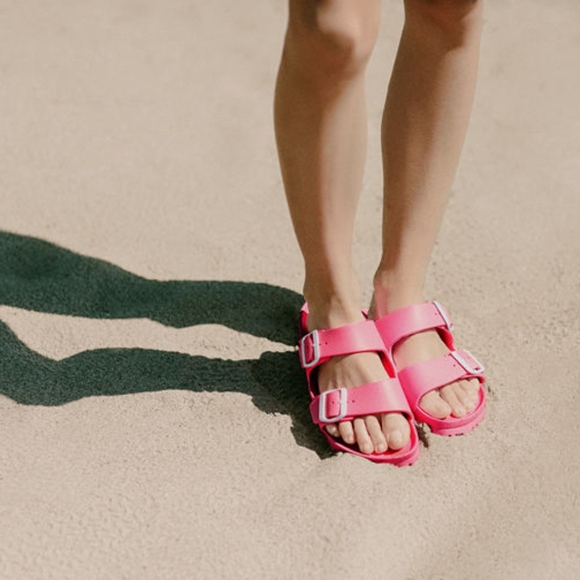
[299,330,320,369]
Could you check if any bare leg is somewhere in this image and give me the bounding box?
[275,0,411,454]
[372,0,484,419]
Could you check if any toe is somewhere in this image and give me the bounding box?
[439,384,467,417]
[382,413,410,451]
[338,421,356,446]
[460,379,481,409]
[365,415,388,453]
[326,424,340,438]
[456,380,478,411]
[353,418,375,455]
[419,390,452,419]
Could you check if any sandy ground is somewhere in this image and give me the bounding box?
[1,1,579,579]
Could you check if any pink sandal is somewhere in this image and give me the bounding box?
[374,301,486,436]
[299,304,420,466]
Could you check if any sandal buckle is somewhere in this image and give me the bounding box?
[433,301,453,331]
[431,300,453,332]
[450,350,485,375]
[299,330,320,369]
[319,388,348,424]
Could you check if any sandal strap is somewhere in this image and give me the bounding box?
[309,378,412,425]
[399,349,485,408]
[375,301,454,351]
[299,319,385,369]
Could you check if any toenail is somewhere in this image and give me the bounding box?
[388,430,404,448]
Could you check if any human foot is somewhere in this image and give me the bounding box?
[299,304,418,463]
[315,350,410,454]
[372,301,486,436]
[392,329,481,420]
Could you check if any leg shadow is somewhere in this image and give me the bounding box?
[0,230,302,345]
[0,320,328,456]
[0,231,328,456]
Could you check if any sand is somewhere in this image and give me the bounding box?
[1,1,579,579]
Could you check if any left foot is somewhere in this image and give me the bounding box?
[369,294,480,420]
[389,328,480,420]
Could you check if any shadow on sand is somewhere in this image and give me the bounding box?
[0,231,328,456]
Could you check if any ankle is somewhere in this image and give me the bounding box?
[372,270,425,318]
[303,280,363,331]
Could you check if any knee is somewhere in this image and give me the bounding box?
[405,0,483,42]
[285,0,380,81]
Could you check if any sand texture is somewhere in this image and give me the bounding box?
[1,1,579,579]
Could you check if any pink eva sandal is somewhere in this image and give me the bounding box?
[374,301,486,437]
[298,304,420,466]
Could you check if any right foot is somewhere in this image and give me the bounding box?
[306,308,411,456]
